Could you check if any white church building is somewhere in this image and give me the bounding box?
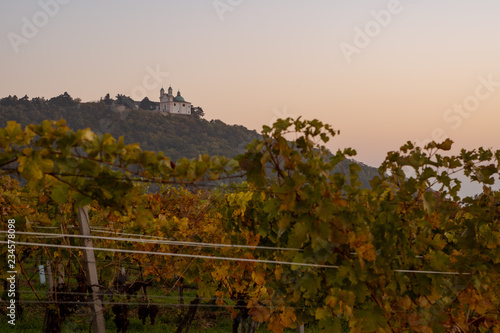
[159,86,192,115]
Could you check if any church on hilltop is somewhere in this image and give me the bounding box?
[159,86,192,115]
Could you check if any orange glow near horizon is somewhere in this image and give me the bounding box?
[1,0,499,170]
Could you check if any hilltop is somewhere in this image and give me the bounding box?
[0,93,379,187]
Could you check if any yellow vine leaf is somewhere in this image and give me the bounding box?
[252,270,266,286]
[249,304,271,323]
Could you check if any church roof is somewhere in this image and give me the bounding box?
[174,91,186,102]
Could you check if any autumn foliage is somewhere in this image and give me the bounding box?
[1,118,499,332]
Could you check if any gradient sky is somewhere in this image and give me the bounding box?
[1,0,500,192]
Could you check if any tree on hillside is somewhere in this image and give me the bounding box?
[115,94,135,109]
[31,97,47,110]
[19,95,30,106]
[49,92,77,108]
[191,106,204,119]
[139,97,156,110]
[0,95,19,107]
[102,93,113,105]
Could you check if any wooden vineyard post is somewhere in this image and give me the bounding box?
[46,260,54,295]
[77,206,106,333]
[297,324,305,333]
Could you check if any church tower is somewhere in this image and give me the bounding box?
[168,86,173,100]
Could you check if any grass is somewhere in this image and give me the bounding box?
[0,305,318,332]
[1,261,324,332]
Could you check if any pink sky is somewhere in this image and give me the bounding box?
[1,0,499,178]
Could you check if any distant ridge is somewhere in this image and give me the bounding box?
[0,93,259,161]
[0,93,380,187]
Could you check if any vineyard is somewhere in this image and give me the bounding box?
[0,118,499,332]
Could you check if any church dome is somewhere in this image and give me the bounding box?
[174,91,185,102]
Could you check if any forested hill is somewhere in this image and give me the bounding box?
[0,93,259,160]
[0,93,380,187]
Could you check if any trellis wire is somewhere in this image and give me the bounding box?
[0,240,338,269]
[0,240,472,275]
[5,230,302,252]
